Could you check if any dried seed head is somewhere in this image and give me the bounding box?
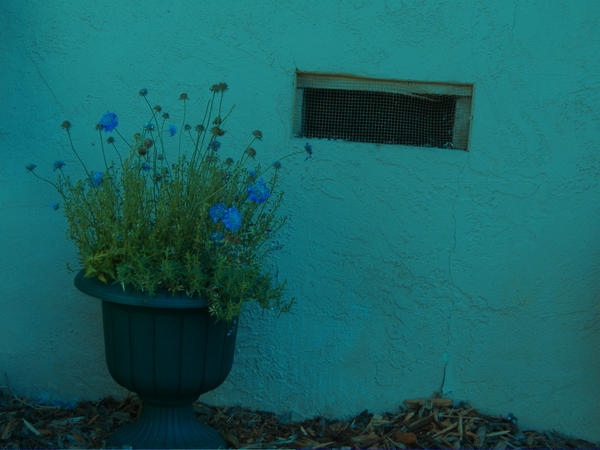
[133,133,141,140]
[61,120,71,130]
[211,126,224,136]
[26,163,37,171]
[252,130,263,139]
[184,124,191,131]
[154,105,162,112]
[107,136,114,144]
[157,154,164,161]
[213,116,222,125]
[246,147,256,158]
[210,84,219,92]
[139,88,148,96]
[95,123,103,130]
[162,112,169,119]
[273,161,282,169]
[143,138,153,149]
[195,124,204,132]
[179,93,188,100]
[225,157,234,165]
[138,146,148,156]
[218,82,228,92]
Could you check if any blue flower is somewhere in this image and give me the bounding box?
[98,112,118,132]
[209,202,227,223]
[141,162,151,171]
[90,171,103,187]
[248,169,255,177]
[210,232,224,245]
[51,202,59,210]
[248,178,270,203]
[223,206,242,231]
[304,142,312,159]
[273,161,281,170]
[208,140,221,152]
[53,160,66,171]
[168,125,177,136]
[145,122,154,131]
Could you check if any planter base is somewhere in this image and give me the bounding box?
[106,402,226,449]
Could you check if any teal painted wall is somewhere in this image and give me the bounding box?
[1,0,599,441]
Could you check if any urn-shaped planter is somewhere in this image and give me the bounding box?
[74,271,238,449]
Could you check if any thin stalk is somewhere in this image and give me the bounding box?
[217,90,224,119]
[97,129,109,170]
[178,98,186,175]
[190,92,215,167]
[65,129,90,178]
[114,128,131,148]
[148,129,158,215]
[194,104,236,173]
[141,96,169,170]
[261,149,306,178]
[110,142,124,168]
[27,170,61,192]
[200,134,260,205]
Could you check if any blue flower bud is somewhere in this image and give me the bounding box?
[53,160,66,171]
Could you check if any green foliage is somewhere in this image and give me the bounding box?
[30,84,306,327]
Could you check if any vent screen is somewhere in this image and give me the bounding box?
[293,72,473,151]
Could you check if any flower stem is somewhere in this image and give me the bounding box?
[114,128,131,149]
[110,142,124,169]
[178,98,186,178]
[190,92,215,169]
[201,137,257,205]
[98,129,109,170]
[27,170,60,192]
[262,150,306,177]
[65,129,90,178]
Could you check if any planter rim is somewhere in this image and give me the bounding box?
[74,270,210,308]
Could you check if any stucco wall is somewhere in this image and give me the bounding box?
[1,0,599,442]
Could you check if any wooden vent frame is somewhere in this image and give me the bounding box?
[293,71,473,151]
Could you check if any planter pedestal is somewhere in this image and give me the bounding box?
[106,402,224,449]
[74,271,238,449]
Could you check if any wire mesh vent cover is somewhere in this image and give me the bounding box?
[293,72,473,150]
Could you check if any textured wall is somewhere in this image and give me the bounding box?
[1,0,599,441]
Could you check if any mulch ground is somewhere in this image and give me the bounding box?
[1,383,598,449]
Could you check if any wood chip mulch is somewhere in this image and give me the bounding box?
[1,380,598,449]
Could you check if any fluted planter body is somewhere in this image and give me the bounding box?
[74,271,238,449]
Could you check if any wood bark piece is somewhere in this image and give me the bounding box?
[0,386,598,449]
[393,431,417,444]
[403,398,453,408]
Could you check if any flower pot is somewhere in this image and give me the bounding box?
[74,271,238,449]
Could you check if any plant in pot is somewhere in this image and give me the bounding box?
[26,83,312,449]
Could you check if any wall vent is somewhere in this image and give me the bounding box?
[293,71,473,151]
